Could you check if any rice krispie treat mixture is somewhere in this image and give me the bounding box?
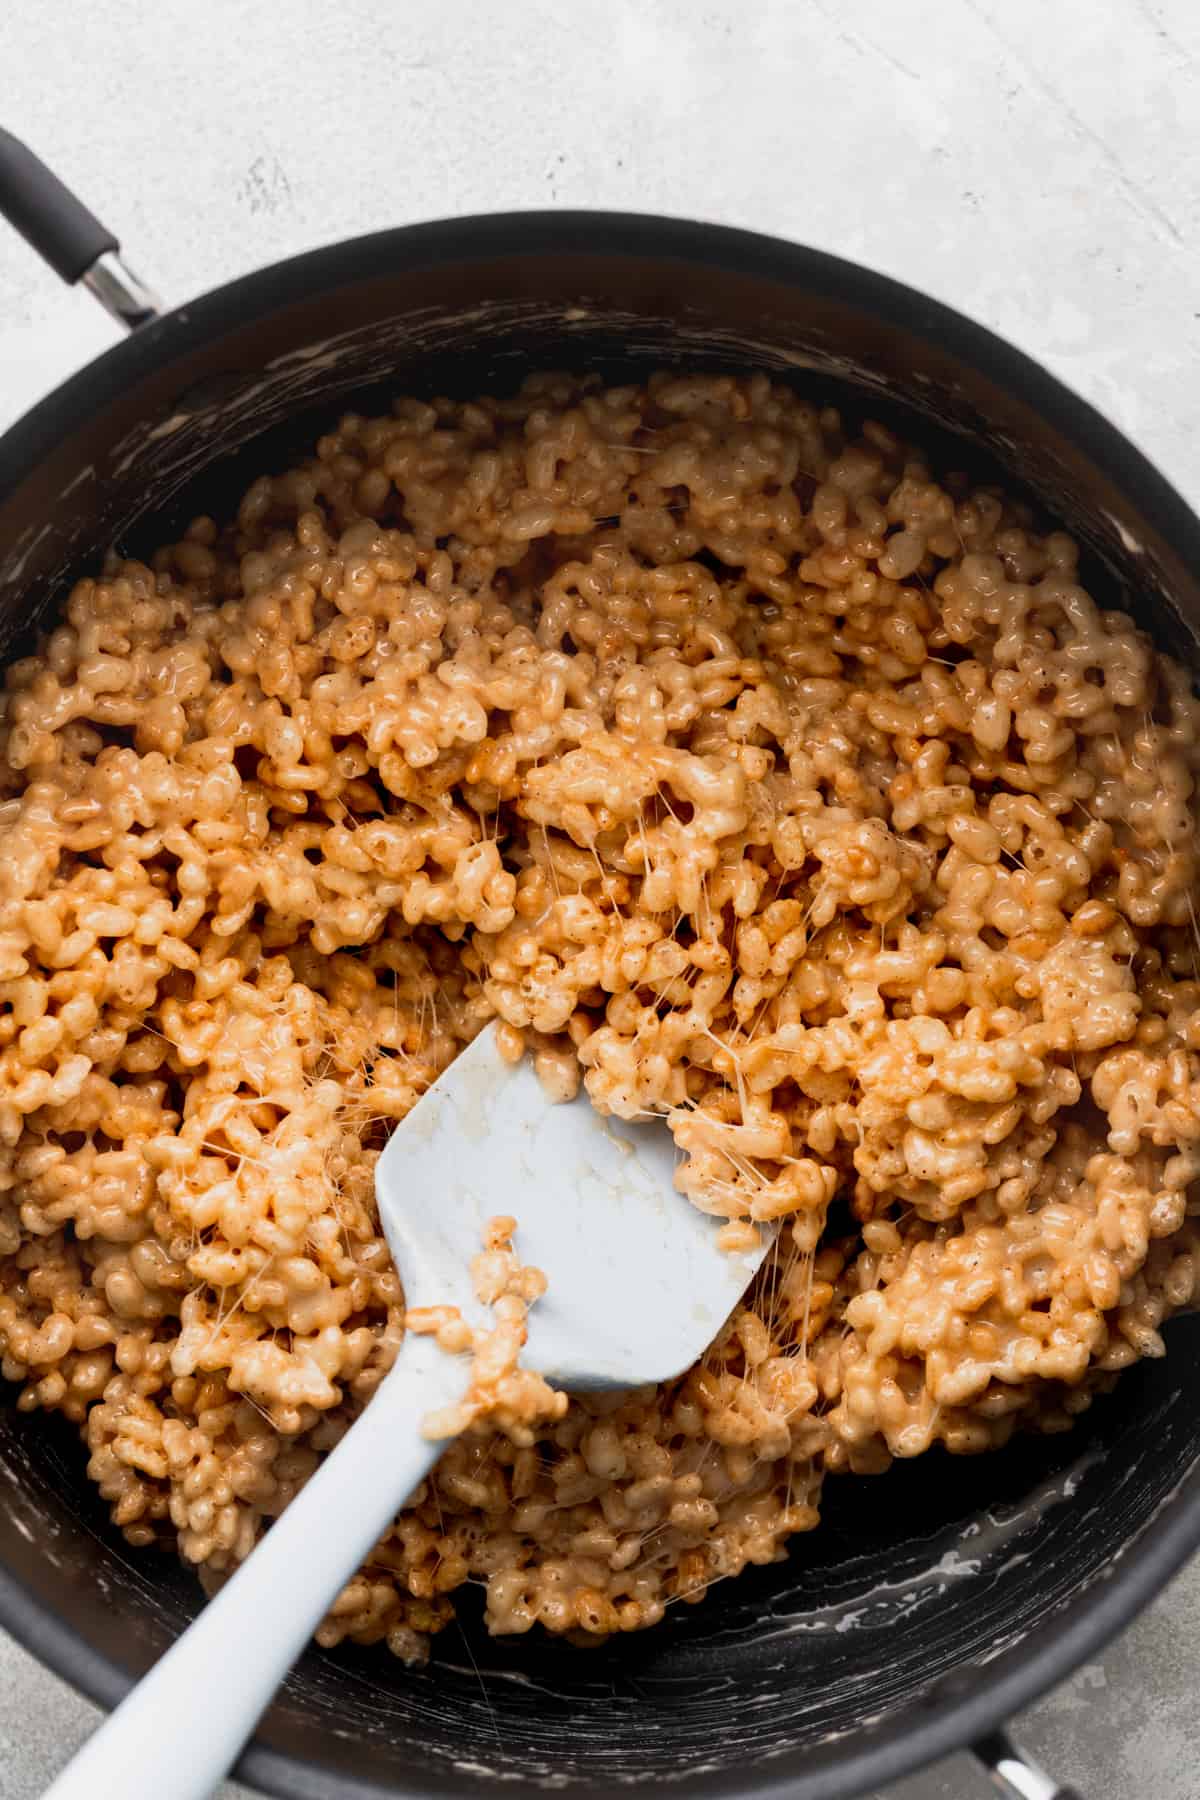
[1,371,1198,1663]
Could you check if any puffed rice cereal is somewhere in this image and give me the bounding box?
[1,371,1198,1662]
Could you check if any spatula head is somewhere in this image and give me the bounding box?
[375,1026,772,1391]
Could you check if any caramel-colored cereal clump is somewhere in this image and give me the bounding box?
[1,373,1197,1661]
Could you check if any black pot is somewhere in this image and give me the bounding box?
[1,132,1197,1800]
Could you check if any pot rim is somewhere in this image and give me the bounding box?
[2,207,1200,1800]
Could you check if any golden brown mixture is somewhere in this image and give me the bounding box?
[407,1213,566,1446]
[1,372,1199,1664]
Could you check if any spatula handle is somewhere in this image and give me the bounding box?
[42,1332,466,1800]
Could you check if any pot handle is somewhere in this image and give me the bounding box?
[0,129,160,330]
[974,1728,1085,1800]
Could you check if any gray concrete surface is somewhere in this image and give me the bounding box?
[1,0,1199,1794]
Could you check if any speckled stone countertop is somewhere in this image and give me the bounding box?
[1,3,1199,1795]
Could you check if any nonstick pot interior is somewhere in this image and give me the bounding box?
[2,216,1200,1800]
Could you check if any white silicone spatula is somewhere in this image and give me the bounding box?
[43,1025,771,1800]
